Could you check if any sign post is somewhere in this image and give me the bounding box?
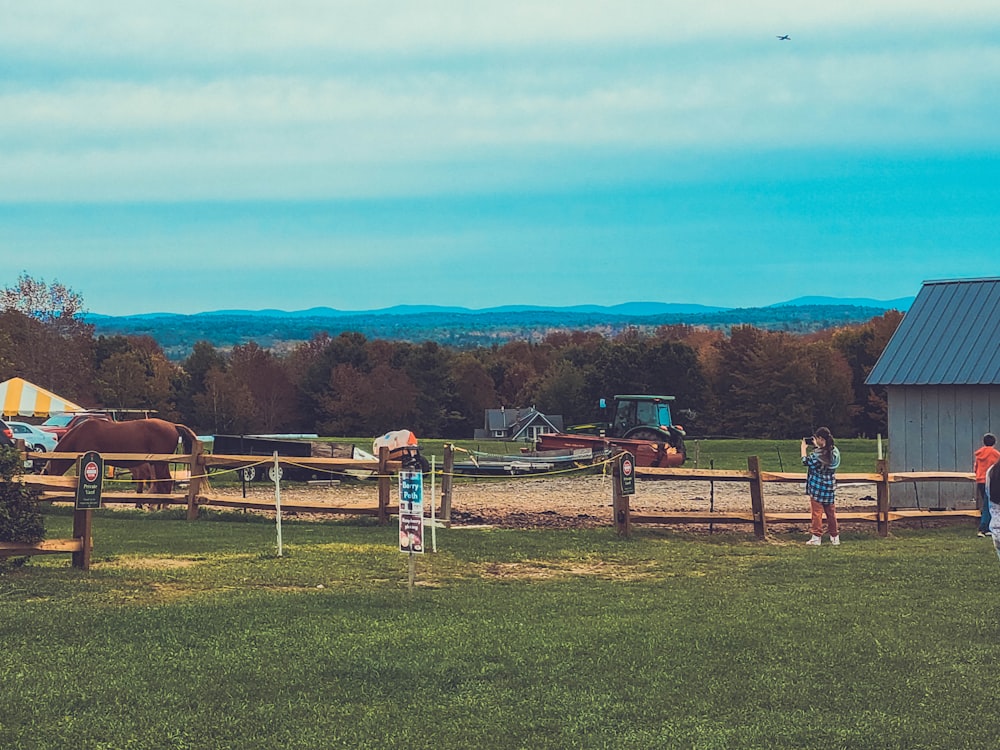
[399,470,425,592]
[73,451,104,570]
[614,451,635,538]
[273,451,283,557]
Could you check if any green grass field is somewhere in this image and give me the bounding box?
[2,505,997,750]
[354,438,887,474]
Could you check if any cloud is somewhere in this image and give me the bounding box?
[1,1,999,201]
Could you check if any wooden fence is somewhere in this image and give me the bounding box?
[1,443,981,567]
[1,442,402,568]
[611,454,978,539]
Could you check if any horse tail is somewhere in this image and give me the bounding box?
[175,423,199,454]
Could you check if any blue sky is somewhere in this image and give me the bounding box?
[1,1,998,316]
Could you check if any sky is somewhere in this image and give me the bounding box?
[1,1,998,316]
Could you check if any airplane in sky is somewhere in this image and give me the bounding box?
[777,34,790,40]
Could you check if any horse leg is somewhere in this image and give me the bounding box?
[152,462,174,510]
[133,463,152,509]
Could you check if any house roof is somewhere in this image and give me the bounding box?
[485,408,563,436]
[866,278,1000,386]
[486,408,538,431]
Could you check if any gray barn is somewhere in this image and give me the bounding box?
[866,277,1000,508]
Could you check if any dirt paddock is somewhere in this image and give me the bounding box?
[198,473,962,534]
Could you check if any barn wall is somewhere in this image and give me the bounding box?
[887,385,1000,508]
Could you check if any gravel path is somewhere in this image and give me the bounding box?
[204,472,882,530]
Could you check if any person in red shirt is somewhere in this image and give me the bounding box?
[973,433,1000,537]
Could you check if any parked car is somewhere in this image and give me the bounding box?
[0,419,14,448]
[6,420,59,452]
[39,411,113,440]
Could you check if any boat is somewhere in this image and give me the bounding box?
[452,446,609,476]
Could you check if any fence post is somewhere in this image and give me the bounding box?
[186,437,205,520]
[378,446,390,525]
[876,458,890,537]
[747,456,767,540]
[71,508,92,570]
[613,454,631,538]
[441,443,454,522]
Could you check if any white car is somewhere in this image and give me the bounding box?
[6,420,59,452]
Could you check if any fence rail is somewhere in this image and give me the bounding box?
[3,444,983,568]
[612,455,977,538]
[5,443,401,568]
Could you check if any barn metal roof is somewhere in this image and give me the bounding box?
[866,277,1000,386]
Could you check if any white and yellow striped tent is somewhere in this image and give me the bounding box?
[0,377,83,418]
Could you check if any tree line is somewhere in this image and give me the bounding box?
[1,275,902,440]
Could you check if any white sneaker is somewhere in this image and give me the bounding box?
[806,535,822,545]
[830,535,840,546]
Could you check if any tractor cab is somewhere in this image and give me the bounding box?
[567,395,685,447]
[609,395,677,438]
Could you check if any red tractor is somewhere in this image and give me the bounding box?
[536,395,687,467]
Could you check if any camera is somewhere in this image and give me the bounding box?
[803,436,815,446]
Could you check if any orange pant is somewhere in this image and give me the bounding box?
[810,499,838,537]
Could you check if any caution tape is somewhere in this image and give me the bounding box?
[96,452,621,486]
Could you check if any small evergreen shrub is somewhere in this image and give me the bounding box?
[0,446,45,571]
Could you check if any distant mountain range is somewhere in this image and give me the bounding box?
[85,295,913,321]
[83,296,912,361]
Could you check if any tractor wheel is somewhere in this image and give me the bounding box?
[240,466,257,482]
[268,465,284,483]
[667,426,687,460]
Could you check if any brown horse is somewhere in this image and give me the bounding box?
[46,418,199,495]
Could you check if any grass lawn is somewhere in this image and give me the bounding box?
[2,507,996,749]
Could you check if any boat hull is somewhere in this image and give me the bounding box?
[453,447,604,476]
[535,433,685,468]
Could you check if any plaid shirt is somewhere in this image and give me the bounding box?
[803,447,840,504]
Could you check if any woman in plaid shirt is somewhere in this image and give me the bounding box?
[801,426,841,546]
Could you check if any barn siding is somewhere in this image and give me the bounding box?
[887,385,1000,508]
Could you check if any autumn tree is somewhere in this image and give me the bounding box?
[390,341,462,437]
[566,332,708,427]
[1,273,86,332]
[449,352,498,435]
[291,332,370,433]
[227,342,299,433]
[831,310,903,437]
[192,367,257,434]
[709,326,852,438]
[92,335,179,417]
[488,341,553,408]
[532,359,590,423]
[0,280,97,404]
[183,341,228,397]
[320,362,419,436]
[173,341,228,426]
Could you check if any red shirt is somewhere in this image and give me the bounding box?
[974,445,1000,482]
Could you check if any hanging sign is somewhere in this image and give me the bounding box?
[75,451,105,510]
[619,451,636,496]
[398,470,424,554]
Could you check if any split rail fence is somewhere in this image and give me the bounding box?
[0,441,403,569]
[611,454,978,539]
[0,443,981,567]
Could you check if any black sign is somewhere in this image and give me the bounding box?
[619,452,636,496]
[75,451,105,510]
